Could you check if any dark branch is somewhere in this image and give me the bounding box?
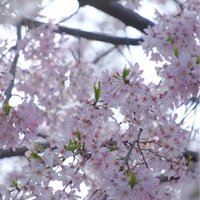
[157,174,181,183]
[1,0,154,46]
[20,18,143,45]
[4,23,21,105]
[77,0,155,32]
[101,193,108,200]
[0,143,50,159]
[0,16,144,46]
[93,46,115,64]
[58,26,143,45]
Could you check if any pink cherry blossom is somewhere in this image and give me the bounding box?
[0,1,199,200]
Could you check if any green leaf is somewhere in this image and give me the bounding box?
[29,150,42,160]
[66,139,81,151]
[66,143,81,151]
[126,171,139,188]
[186,154,193,166]
[174,48,179,57]
[167,36,174,44]
[118,156,125,161]
[196,55,200,64]
[122,68,129,82]
[3,102,11,115]
[76,129,81,140]
[11,180,18,188]
[109,144,117,151]
[94,81,101,103]
[35,143,45,152]
[68,139,72,146]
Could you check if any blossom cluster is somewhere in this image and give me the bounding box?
[4,63,199,199]
[142,7,200,106]
[142,9,199,62]
[0,100,42,150]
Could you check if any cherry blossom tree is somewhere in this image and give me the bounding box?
[0,0,199,199]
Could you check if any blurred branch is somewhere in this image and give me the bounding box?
[157,174,181,183]
[93,46,116,64]
[58,26,143,45]
[4,23,21,105]
[56,7,80,24]
[0,142,50,159]
[29,18,143,45]
[77,0,155,32]
[101,193,108,200]
[1,16,143,46]
[173,0,186,11]
[177,97,200,126]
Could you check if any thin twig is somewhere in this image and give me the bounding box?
[93,46,116,64]
[136,139,148,168]
[124,128,143,163]
[56,6,80,24]
[100,128,143,200]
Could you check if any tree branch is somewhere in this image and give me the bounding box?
[77,0,155,32]
[101,193,108,200]
[58,26,143,45]
[4,23,21,105]
[21,18,143,45]
[0,143,50,159]
[0,16,143,46]
[124,128,143,163]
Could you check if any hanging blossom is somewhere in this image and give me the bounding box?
[155,50,200,105]
[0,100,43,150]
[183,0,200,13]
[142,9,199,62]
[0,68,13,93]
[17,22,95,107]
[100,63,145,107]
[142,7,200,106]
[15,22,96,144]
[17,22,71,101]
[68,60,95,102]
